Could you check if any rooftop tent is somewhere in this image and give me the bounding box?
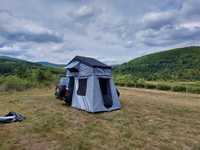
[65,56,121,112]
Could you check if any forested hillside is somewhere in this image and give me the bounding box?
[0,56,64,91]
[113,46,200,81]
[37,61,66,68]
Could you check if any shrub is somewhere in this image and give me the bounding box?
[113,74,138,87]
[156,84,171,91]
[1,76,33,91]
[125,82,135,87]
[135,79,146,88]
[115,82,125,87]
[145,83,157,89]
[0,77,4,84]
[172,85,186,92]
[187,87,200,94]
[135,83,145,88]
[36,70,53,82]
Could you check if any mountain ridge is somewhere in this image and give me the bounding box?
[37,61,66,68]
[0,55,66,68]
[1,46,200,81]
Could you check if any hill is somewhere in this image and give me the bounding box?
[0,56,43,76]
[113,46,200,81]
[0,56,64,91]
[37,61,66,68]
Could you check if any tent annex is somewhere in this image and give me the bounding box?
[65,56,121,112]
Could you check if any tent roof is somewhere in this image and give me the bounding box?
[67,56,112,69]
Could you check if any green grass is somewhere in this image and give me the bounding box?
[172,85,187,92]
[156,84,171,91]
[147,81,200,94]
[1,88,200,150]
[114,74,200,94]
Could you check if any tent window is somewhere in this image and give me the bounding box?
[77,79,87,96]
[69,68,78,72]
[99,78,110,95]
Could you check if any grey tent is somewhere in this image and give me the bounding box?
[65,56,121,112]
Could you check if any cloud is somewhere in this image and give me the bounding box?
[137,25,200,47]
[73,5,97,19]
[142,11,176,29]
[0,45,28,57]
[0,30,63,43]
[0,10,63,44]
[181,1,200,18]
[136,0,200,48]
[0,0,200,64]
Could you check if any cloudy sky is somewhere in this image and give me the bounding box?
[0,0,200,64]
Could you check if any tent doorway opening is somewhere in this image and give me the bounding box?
[64,76,75,105]
[99,78,113,108]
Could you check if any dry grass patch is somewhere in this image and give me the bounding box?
[0,87,200,150]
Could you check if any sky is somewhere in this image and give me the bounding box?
[0,0,200,64]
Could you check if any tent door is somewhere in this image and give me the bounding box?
[68,77,75,93]
[99,78,113,108]
[64,76,74,105]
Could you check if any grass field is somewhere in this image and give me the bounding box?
[114,76,200,94]
[0,88,200,150]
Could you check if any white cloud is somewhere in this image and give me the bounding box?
[180,21,200,29]
[0,10,63,43]
[76,5,95,18]
[0,0,200,64]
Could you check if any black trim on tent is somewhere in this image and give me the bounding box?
[69,68,78,72]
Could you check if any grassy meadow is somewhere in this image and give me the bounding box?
[113,74,200,94]
[0,88,200,150]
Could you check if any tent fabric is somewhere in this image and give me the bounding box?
[67,56,111,69]
[94,68,112,77]
[72,76,94,112]
[67,56,112,69]
[91,76,120,112]
[70,76,120,112]
[65,61,79,69]
[65,56,121,112]
[66,62,112,77]
[78,63,94,77]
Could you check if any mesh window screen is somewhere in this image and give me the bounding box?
[99,78,109,95]
[77,79,87,96]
